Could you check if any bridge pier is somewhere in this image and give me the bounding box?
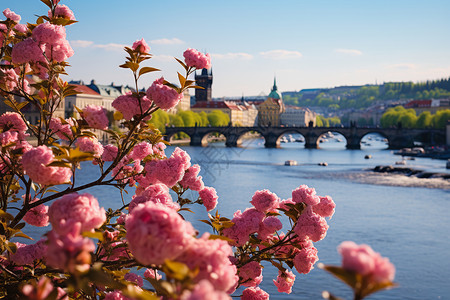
[346,137,361,149]
[190,133,203,147]
[264,132,280,148]
[304,132,318,149]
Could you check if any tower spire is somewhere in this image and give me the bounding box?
[272,76,278,91]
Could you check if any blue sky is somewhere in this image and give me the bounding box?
[7,0,450,97]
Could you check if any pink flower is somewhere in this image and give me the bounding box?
[250,189,279,213]
[146,77,182,110]
[104,291,132,300]
[125,202,195,265]
[23,204,49,227]
[294,207,328,242]
[10,240,46,265]
[292,184,320,206]
[313,195,335,218]
[0,131,18,146]
[44,39,74,62]
[32,23,66,45]
[293,243,318,274]
[49,117,74,140]
[132,38,150,54]
[338,241,395,283]
[14,24,28,34]
[222,208,265,246]
[21,145,72,186]
[180,164,204,191]
[82,105,109,130]
[21,277,56,300]
[241,287,269,300]
[45,225,95,273]
[129,183,179,212]
[199,186,218,211]
[3,8,21,23]
[180,280,231,300]
[124,273,143,287]
[183,48,211,69]
[11,38,45,65]
[273,270,296,294]
[143,147,191,187]
[129,142,153,161]
[0,68,18,91]
[0,112,27,134]
[112,92,152,120]
[102,144,118,161]
[48,192,106,235]
[76,137,104,158]
[49,5,76,21]
[257,216,282,241]
[176,233,238,293]
[153,142,166,156]
[144,268,162,280]
[239,261,263,287]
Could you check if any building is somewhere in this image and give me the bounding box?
[191,100,258,126]
[404,99,450,114]
[65,84,104,119]
[281,106,317,127]
[194,68,213,102]
[257,78,285,126]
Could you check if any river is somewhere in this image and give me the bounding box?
[21,134,450,299]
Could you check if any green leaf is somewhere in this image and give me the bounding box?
[138,67,160,77]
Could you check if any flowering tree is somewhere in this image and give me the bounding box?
[0,1,396,299]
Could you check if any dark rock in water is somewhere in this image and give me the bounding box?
[373,165,449,180]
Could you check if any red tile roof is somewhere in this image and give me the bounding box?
[405,100,432,108]
[71,84,100,95]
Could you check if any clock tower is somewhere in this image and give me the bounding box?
[194,68,213,102]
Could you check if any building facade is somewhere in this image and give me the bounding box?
[257,78,285,126]
[281,106,317,127]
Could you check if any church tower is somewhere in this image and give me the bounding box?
[194,68,213,102]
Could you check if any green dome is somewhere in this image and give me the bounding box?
[268,77,282,99]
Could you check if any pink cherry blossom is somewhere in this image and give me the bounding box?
[10,240,46,265]
[294,206,328,242]
[0,68,18,91]
[112,92,152,120]
[0,131,18,146]
[14,24,28,34]
[21,277,56,300]
[105,291,132,300]
[199,186,218,211]
[176,233,238,293]
[124,273,143,287]
[241,287,269,300]
[183,48,211,69]
[3,8,21,23]
[273,270,296,294]
[180,280,231,300]
[82,104,109,130]
[48,192,106,235]
[293,244,318,274]
[49,4,76,21]
[125,202,195,265]
[222,208,265,246]
[143,147,191,187]
[180,164,204,191]
[239,261,263,287]
[250,189,279,213]
[43,39,74,62]
[338,241,395,283]
[313,195,335,218]
[32,23,66,45]
[102,144,118,161]
[11,38,45,65]
[129,142,153,161]
[45,225,95,273]
[129,183,179,212]
[76,136,104,158]
[132,38,150,54]
[23,203,49,227]
[21,145,72,186]
[292,184,320,206]
[146,77,182,110]
[257,216,282,241]
[144,268,162,280]
[49,117,74,140]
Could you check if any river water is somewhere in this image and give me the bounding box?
[20,134,450,299]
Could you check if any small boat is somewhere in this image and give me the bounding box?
[364,155,372,159]
[285,160,298,166]
[318,162,328,166]
[395,159,406,165]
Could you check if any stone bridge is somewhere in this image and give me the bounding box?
[164,124,446,149]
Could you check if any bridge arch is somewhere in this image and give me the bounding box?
[360,132,389,149]
[199,130,227,147]
[165,130,192,144]
[273,129,306,148]
[227,127,266,147]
